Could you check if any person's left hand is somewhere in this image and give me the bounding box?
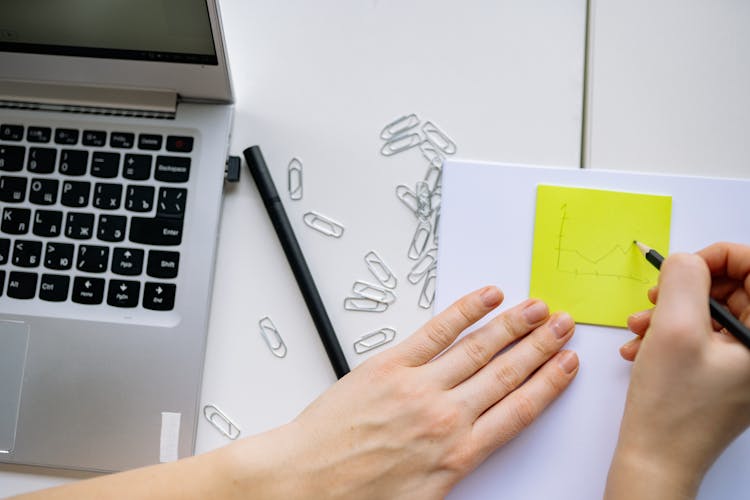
[226,286,579,500]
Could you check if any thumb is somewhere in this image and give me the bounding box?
[649,253,713,345]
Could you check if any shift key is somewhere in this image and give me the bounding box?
[129,216,183,246]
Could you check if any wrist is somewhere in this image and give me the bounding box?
[605,443,703,500]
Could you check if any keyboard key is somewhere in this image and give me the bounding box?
[55,128,79,145]
[91,152,120,178]
[2,207,31,234]
[147,250,180,279]
[27,147,57,173]
[82,130,106,147]
[27,126,52,143]
[125,185,154,212]
[123,154,152,180]
[72,276,104,305]
[143,282,176,311]
[7,271,38,299]
[59,150,88,176]
[110,132,134,149]
[61,181,91,207]
[76,245,109,273]
[93,183,122,210]
[166,135,194,153]
[157,187,187,219]
[112,248,144,276]
[32,209,63,237]
[97,214,126,242]
[129,216,183,246]
[44,242,74,270]
[107,279,140,308]
[1,124,24,141]
[155,156,190,183]
[29,178,59,205]
[0,176,27,203]
[65,212,95,239]
[138,134,163,150]
[39,274,70,302]
[12,240,42,268]
[0,238,10,265]
[0,145,26,171]
[0,270,4,296]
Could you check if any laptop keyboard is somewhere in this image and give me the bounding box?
[0,123,194,311]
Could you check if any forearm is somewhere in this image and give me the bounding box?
[10,425,300,500]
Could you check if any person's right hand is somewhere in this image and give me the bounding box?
[606,243,750,500]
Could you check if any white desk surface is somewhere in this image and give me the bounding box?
[12,0,750,495]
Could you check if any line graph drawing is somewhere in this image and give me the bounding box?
[553,204,650,284]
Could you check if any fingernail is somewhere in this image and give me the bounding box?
[628,310,647,321]
[522,300,549,324]
[558,350,578,374]
[480,286,502,307]
[551,313,574,338]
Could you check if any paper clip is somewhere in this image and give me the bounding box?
[287,157,303,201]
[419,139,444,168]
[380,113,420,141]
[364,250,397,289]
[430,188,442,213]
[352,281,396,304]
[418,266,438,309]
[353,327,397,354]
[407,248,437,284]
[395,184,419,215]
[423,165,442,193]
[303,211,345,238]
[422,121,457,155]
[380,132,422,157]
[415,180,432,219]
[203,404,241,440]
[433,211,440,245]
[344,297,388,313]
[408,219,432,260]
[259,316,287,358]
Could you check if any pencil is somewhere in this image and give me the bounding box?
[244,146,351,378]
[634,241,750,350]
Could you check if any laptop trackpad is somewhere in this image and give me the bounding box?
[0,321,29,453]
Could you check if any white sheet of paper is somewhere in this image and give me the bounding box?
[435,160,750,500]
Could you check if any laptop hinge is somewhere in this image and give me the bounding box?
[0,80,177,119]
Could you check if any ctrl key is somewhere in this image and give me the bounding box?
[7,271,38,299]
[143,282,176,311]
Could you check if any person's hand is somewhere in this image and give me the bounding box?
[225,286,578,499]
[606,243,750,500]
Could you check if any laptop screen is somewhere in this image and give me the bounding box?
[0,0,218,65]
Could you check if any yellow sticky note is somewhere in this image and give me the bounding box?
[530,185,672,328]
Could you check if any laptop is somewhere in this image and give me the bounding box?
[0,0,233,471]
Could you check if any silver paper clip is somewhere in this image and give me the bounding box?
[422,121,457,155]
[287,157,303,201]
[352,280,396,304]
[415,180,432,219]
[419,139,445,168]
[353,327,397,354]
[408,219,432,260]
[203,404,241,440]
[364,250,397,289]
[418,266,438,309]
[303,211,345,238]
[259,316,287,358]
[407,248,437,285]
[380,132,422,157]
[423,165,442,193]
[344,297,388,313]
[396,184,419,215]
[380,113,420,141]
[433,211,440,245]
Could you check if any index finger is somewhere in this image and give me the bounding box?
[697,242,750,282]
[392,286,504,367]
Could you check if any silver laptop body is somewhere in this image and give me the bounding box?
[0,0,233,471]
